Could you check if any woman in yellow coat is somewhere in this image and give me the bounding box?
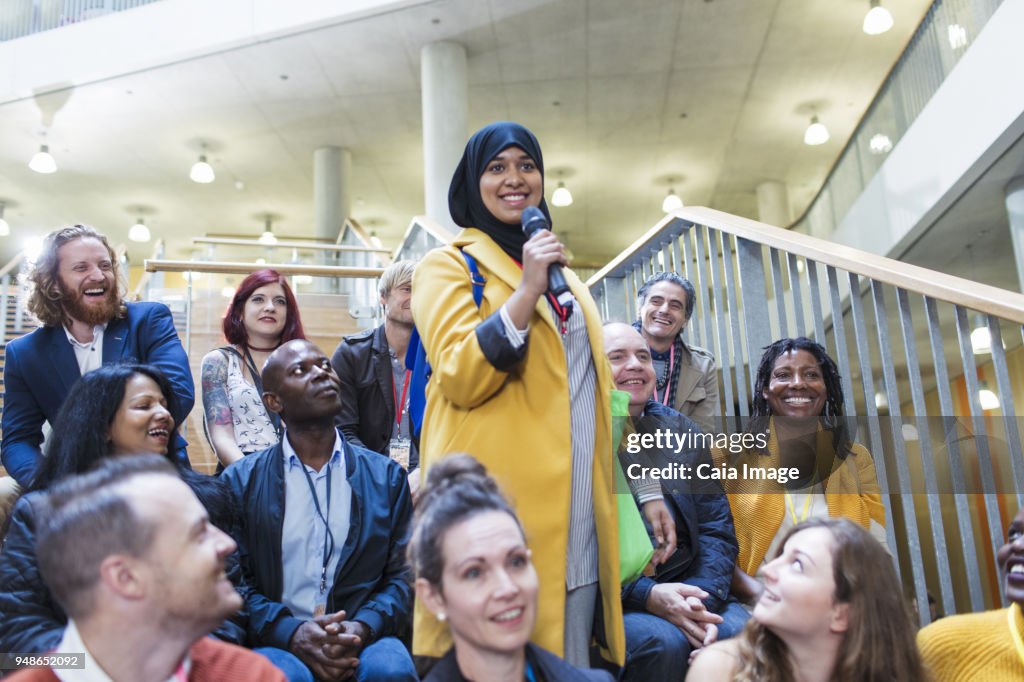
[411,122,626,667]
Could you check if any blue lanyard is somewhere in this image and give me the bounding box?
[524,660,538,682]
[300,459,335,595]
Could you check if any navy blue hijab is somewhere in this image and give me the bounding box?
[448,121,553,261]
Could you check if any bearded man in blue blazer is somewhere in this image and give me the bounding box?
[1,225,194,508]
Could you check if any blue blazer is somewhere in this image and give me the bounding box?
[1,301,195,486]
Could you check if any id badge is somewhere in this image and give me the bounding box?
[389,437,411,470]
[313,603,326,618]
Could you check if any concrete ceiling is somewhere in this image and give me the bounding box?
[0,0,933,268]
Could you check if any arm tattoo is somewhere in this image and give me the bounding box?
[201,353,234,426]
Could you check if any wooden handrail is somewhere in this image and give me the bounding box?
[145,260,385,278]
[0,251,25,280]
[589,206,1024,325]
[192,236,390,254]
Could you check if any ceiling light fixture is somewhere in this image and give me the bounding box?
[978,382,1000,410]
[128,217,151,243]
[970,314,992,354]
[259,217,278,245]
[662,188,683,213]
[863,0,894,35]
[869,133,893,155]
[803,115,830,146]
[0,202,9,237]
[29,144,57,174]
[552,181,574,207]
[190,144,215,183]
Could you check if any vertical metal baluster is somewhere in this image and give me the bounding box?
[694,226,718,384]
[848,273,902,578]
[806,261,827,345]
[662,242,673,275]
[630,266,643,322]
[769,248,788,337]
[987,315,1024,508]
[706,228,737,425]
[826,267,855,413]
[737,238,772,372]
[955,305,1005,590]
[897,289,954,624]
[684,225,708,350]
[872,282,929,619]
[671,234,684,281]
[926,297,984,613]
[718,232,749,417]
[787,253,807,337]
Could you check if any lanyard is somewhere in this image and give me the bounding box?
[651,343,675,405]
[784,491,813,525]
[301,460,335,595]
[392,369,411,429]
[524,660,537,682]
[1008,603,1024,669]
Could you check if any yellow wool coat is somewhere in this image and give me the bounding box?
[713,425,886,575]
[410,228,625,664]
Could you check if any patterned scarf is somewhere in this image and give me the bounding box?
[632,320,685,406]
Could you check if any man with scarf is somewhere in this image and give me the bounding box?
[634,272,719,432]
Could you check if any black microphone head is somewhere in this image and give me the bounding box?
[521,206,549,237]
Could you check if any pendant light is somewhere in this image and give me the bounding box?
[863,0,894,35]
[29,144,57,174]
[552,181,574,207]
[190,143,215,183]
[128,217,151,243]
[804,116,830,146]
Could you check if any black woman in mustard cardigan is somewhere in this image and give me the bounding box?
[919,503,1024,681]
[411,122,672,669]
[712,338,886,604]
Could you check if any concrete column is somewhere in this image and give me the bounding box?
[756,180,791,227]
[421,41,467,233]
[1005,177,1024,293]
[314,146,350,243]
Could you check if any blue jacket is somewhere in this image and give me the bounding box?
[1,301,194,486]
[620,401,737,614]
[220,430,413,650]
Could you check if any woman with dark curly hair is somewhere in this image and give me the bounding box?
[201,269,306,467]
[687,518,926,682]
[715,337,886,603]
[0,363,233,655]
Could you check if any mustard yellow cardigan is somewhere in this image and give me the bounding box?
[918,604,1024,681]
[713,425,885,574]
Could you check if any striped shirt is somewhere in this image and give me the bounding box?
[500,302,599,589]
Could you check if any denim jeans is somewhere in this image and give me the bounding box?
[621,598,750,681]
[256,637,416,682]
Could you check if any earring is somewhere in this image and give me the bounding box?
[437,612,447,622]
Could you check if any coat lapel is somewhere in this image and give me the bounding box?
[48,326,82,396]
[372,325,396,422]
[102,316,129,363]
[675,361,702,404]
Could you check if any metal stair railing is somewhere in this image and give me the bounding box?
[589,205,1024,626]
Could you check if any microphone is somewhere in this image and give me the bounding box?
[521,206,576,313]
